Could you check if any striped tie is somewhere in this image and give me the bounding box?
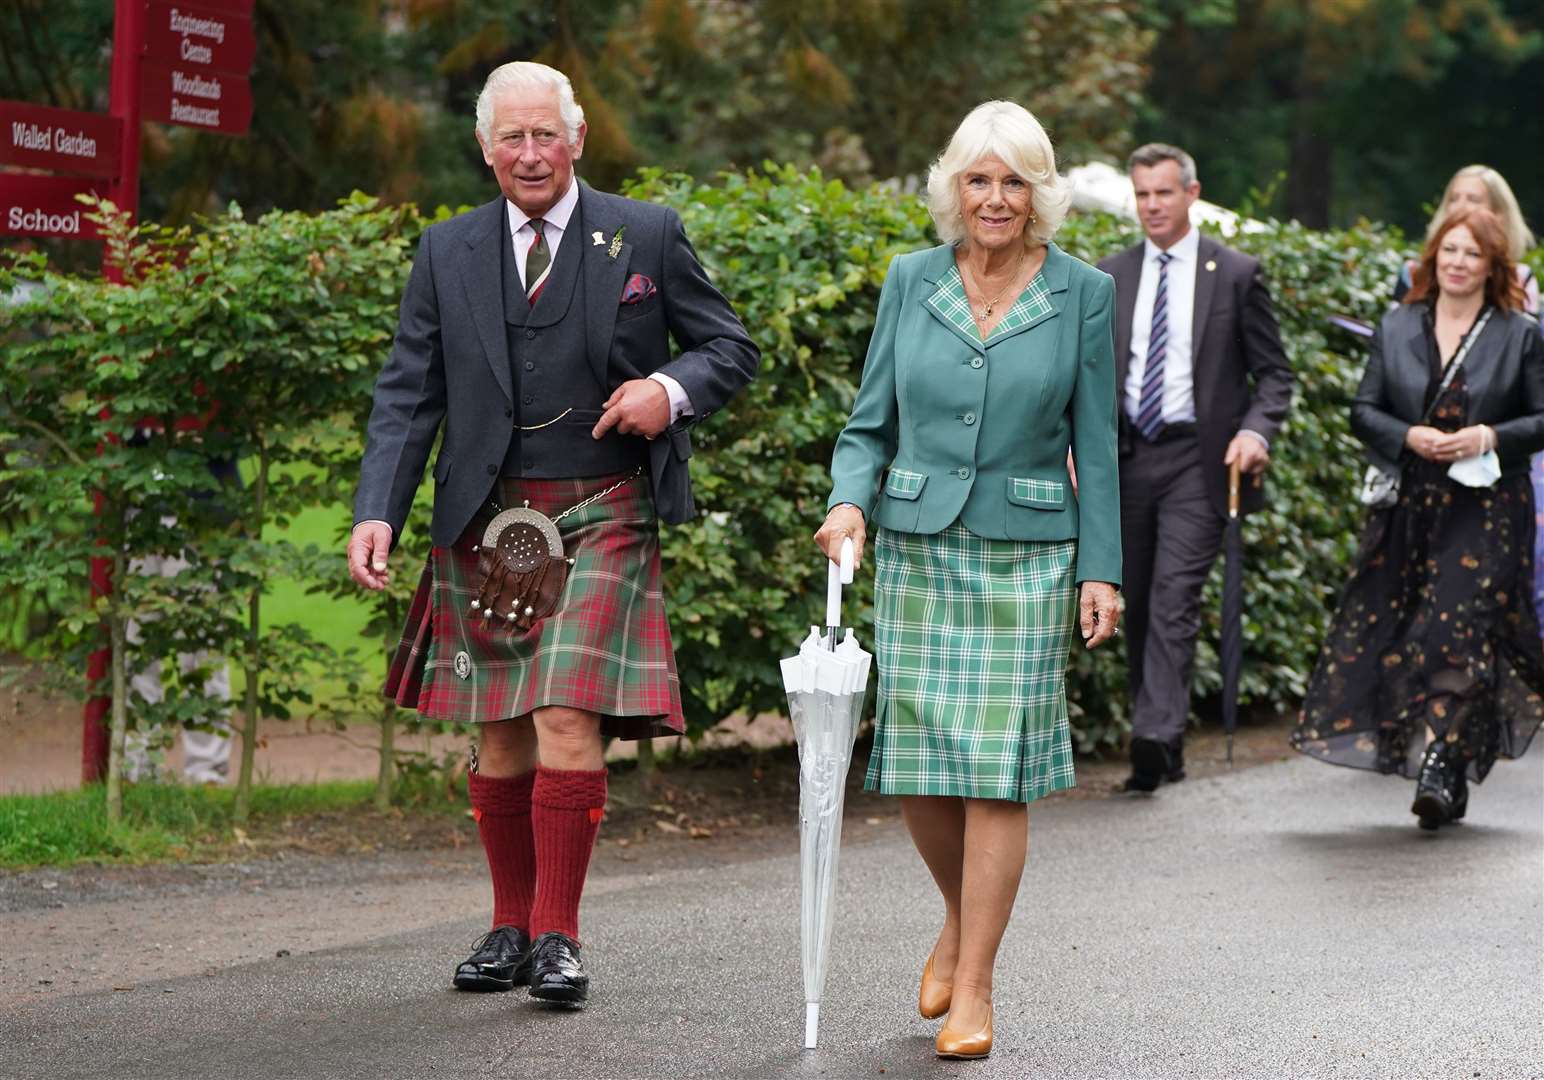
[525,218,551,303]
[1135,251,1174,441]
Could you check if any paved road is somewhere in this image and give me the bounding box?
[3,754,1540,1080]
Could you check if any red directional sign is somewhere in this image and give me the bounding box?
[0,101,122,179]
[141,61,253,135]
[0,173,104,239]
[144,1,257,76]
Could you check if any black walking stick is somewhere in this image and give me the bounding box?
[1220,461,1245,766]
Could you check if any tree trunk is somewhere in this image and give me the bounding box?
[375,702,395,811]
[636,736,657,789]
[233,437,267,825]
[104,548,129,824]
[1285,112,1332,228]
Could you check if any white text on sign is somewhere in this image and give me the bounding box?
[9,122,101,162]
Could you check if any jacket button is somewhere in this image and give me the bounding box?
[525,329,536,340]
[525,361,535,371]
[486,464,497,476]
[504,407,513,418]
[524,461,534,471]
[962,412,977,425]
[970,357,983,369]
[957,467,970,479]
[523,395,533,405]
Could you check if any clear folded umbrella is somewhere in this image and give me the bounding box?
[781,539,871,1050]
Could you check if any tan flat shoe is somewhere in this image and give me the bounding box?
[918,951,952,1019]
[935,999,993,1060]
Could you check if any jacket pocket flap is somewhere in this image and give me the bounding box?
[884,468,927,501]
[433,453,454,483]
[1008,476,1064,509]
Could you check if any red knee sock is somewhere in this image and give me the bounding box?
[529,766,608,942]
[467,769,537,933]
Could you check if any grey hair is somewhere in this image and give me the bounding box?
[475,62,585,146]
[1427,164,1536,262]
[1127,142,1199,188]
[925,101,1073,248]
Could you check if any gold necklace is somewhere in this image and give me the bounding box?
[963,251,1027,321]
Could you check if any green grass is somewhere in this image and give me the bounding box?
[0,779,441,868]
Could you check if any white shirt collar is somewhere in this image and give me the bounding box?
[504,178,579,237]
[1144,224,1200,264]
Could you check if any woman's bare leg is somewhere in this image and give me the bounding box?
[900,794,966,978]
[946,797,1028,1031]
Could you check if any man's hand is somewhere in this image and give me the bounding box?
[348,521,393,591]
[1079,581,1120,649]
[1223,433,1270,475]
[593,379,671,441]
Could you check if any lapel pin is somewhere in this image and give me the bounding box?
[1205,259,1217,272]
[591,231,604,246]
[608,225,627,260]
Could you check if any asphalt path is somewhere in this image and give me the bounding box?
[3,753,1540,1080]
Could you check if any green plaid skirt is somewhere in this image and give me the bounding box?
[866,523,1078,803]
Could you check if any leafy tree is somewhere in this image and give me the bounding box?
[1139,0,1542,230]
[0,194,420,818]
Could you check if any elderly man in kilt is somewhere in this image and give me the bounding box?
[348,61,758,1007]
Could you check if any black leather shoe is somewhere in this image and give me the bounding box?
[1165,743,1186,784]
[528,931,589,1006]
[1412,741,1462,831]
[453,926,532,992]
[1119,737,1170,793]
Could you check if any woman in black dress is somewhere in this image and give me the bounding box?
[1293,206,1544,830]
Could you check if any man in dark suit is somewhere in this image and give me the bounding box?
[1097,143,1292,793]
[348,62,757,1005]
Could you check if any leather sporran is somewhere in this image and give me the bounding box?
[471,505,572,632]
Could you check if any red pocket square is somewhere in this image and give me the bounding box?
[620,273,657,305]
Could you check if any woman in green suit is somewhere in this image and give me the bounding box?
[816,100,1121,1061]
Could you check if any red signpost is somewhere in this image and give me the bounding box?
[0,0,259,780]
[0,102,123,179]
[141,61,255,135]
[0,174,106,239]
[143,1,258,75]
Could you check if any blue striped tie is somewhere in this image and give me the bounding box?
[1136,252,1174,440]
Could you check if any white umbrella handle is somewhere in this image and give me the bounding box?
[826,537,855,629]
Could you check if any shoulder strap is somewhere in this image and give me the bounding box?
[1420,306,1495,423]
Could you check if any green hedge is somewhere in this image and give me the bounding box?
[2,167,1444,757]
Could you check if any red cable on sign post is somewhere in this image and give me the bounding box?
[80,0,148,783]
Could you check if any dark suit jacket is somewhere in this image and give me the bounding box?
[1352,303,1544,476]
[1098,233,1293,516]
[354,183,758,545]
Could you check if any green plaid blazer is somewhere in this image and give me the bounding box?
[827,242,1122,585]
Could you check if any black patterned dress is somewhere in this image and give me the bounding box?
[1293,370,1544,781]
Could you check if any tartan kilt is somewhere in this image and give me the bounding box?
[384,471,684,739]
[865,523,1078,803]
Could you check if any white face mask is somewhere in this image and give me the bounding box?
[1448,449,1501,488]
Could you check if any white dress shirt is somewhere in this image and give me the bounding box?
[504,183,692,422]
[1124,225,1200,426]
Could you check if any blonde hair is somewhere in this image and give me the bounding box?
[475,62,585,146]
[1426,165,1535,262]
[925,101,1072,249]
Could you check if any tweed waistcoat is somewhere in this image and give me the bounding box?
[499,207,644,478]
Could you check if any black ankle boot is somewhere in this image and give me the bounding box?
[1412,740,1461,831]
[1450,770,1469,822]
